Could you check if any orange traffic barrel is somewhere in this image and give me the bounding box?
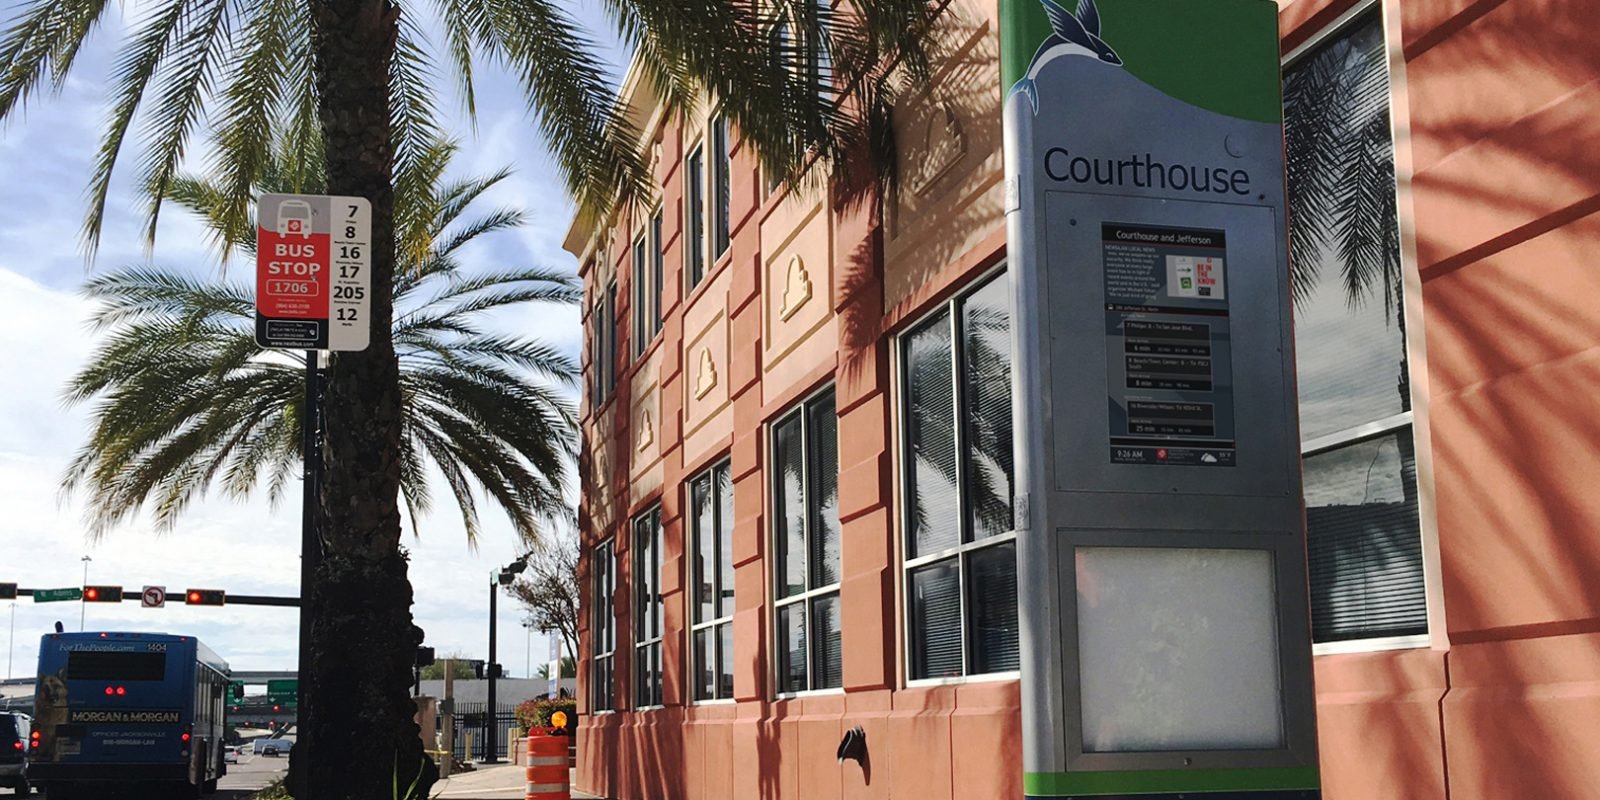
[526,730,570,800]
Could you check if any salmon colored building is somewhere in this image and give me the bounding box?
[566,0,1600,796]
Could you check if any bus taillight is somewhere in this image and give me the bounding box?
[181,723,192,757]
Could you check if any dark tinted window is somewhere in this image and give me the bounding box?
[67,650,166,680]
[900,269,1019,679]
[1284,12,1425,644]
[0,715,18,740]
[772,390,842,692]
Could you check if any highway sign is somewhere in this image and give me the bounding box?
[228,681,246,703]
[141,586,166,608]
[267,679,298,706]
[33,587,81,603]
[255,193,372,351]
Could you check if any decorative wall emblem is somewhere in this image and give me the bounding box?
[694,347,719,400]
[907,101,968,197]
[779,255,813,321]
[636,409,654,452]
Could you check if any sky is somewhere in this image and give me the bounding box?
[0,0,627,680]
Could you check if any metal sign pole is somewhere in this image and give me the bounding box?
[293,349,322,797]
[252,192,368,797]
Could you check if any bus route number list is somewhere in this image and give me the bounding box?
[1102,222,1237,467]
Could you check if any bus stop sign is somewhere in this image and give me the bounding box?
[255,193,373,351]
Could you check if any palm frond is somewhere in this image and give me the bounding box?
[80,0,200,256]
[135,0,238,244]
[0,0,116,118]
[67,142,580,548]
[207,0,302,257]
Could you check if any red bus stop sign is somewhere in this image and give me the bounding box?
[255,193,372,351]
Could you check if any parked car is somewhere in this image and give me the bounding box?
[0,712,31,796]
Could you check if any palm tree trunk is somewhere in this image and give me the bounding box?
[299,0,434,796]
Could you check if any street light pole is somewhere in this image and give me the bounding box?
[485,555,528,764]
[486,573,498,764]
[79,555,91,632]
[7,602,14,679]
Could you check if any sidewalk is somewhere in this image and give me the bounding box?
[428,762,602,799]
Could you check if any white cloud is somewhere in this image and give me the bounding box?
[0,268,566,675]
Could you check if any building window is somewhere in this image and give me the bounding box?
[712,115,732,261]
[593,281,617,406]
[1284,12,1426,644]
[690,461,734,701]
[685,145,705,292]
[591,539,615,711]
[804,0,834,110]
[631,229,649,358]
[651,209,664,335]
[764,19,794,197]
[631,209,664,357]
[900,269,1018,680]
[772,389,841,693]
[633,506,663,707]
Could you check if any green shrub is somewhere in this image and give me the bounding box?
[514,697,577,734]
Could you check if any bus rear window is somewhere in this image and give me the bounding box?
[66,651,166,681]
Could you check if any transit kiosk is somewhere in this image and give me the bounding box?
[1000,0,1323,796]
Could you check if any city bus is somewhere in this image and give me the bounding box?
[30,632,229,798]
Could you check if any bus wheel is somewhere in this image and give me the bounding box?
[14,777,29,797]
[202,778,218,795]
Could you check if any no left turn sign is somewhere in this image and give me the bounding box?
[142,586,166,608]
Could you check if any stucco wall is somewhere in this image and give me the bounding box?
[571,0,1600,796]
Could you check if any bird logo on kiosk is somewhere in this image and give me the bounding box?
[255,193,373,351]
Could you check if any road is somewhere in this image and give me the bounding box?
[0,755,285,799]
[216,752,288,798]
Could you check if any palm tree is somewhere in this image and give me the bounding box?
[59,136,580,796]
[64,138,579,546]
[2,0,937,792]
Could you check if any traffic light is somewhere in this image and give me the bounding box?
[185,589,226,606]
[0,583,15,600]
[83,586,123,603]
[415,646,435,668]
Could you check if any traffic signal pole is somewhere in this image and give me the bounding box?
[293,350,323,797]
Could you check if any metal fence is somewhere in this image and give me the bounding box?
[441,701,519,761]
